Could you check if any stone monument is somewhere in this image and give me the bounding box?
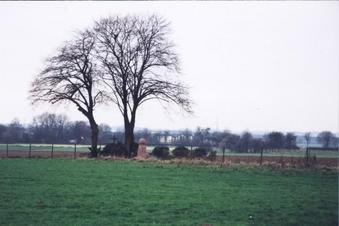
[137,138,147,159]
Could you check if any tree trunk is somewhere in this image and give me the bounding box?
[89,120,99,158]
[124,122,135,158]
[222,147,225,163]
[260,148,264,166]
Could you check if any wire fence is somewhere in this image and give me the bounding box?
[0,143,337,167]
[0,143,92,159]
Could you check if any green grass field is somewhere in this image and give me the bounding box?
[0,158,337,226]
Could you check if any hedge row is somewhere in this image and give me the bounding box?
[151,146,217,160]
[100,143,217,160]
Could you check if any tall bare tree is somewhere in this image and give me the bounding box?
[93,15,192,156]
[304,132,311,165]
[317,131,335,149]
[30,31,105,157]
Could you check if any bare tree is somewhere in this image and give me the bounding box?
[317,131,335,149]
[218,138,227,163]
[238,132,253,153]
[3,119,25,143]
[30,31,105,157]
[31,113,68,144]
[93,15,192,156]
[284,132,297,149]
[304,132,311,165]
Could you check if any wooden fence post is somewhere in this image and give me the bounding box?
[6,143,8,157]
[74,143,77,159]
[222,147,225,163]
[51,144,54,159]
[28,144,32,158]
[305,146,309,167]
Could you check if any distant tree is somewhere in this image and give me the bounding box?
[237,132,253,152]
[210,131,231,146]
[0,124,7,142]
[98,123,113,144]
[94,15,192,157]
[332,137,339,148]
[304,132,311,148]
[251,138,265,153]
[30,31,105,157]
[226,134,241,152]
[193,127,213,147]
[3,119,25,143]
[264,132,285,150]
[218,138,227,162]
[68,121,91,144]
[201,128,212,145]
[31,113,68,143]
[284,132,297,149]
[304,132,311,165]
[317,131,335,149]
[112,130,125,143]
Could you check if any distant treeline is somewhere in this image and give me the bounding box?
[0,113,112,145]
[0,113,338,152]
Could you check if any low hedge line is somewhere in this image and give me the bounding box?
[100,143,217,160]
[151,145,217,160]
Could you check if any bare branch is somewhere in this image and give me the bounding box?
[93,15,192,154]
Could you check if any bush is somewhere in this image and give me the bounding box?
[172,146,190,158]
[130,142,139,157]
[151,146,170,159]
[100,142,138,157]
[192,147,209,158]
[208,151,217,161]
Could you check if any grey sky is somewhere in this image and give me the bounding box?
[0,2,338,133]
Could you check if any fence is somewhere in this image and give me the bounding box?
[0,143,91,159]
[0,143,337,167]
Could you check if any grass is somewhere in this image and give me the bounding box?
[0,158,337,226]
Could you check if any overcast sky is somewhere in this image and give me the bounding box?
[0,1,338,133]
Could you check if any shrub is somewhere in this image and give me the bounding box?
[130,142,139,157]
[192,147,209,158]
[100,142,138,157]
[208,151,217,161]
[172,146,190,158]
[151,146,170,159]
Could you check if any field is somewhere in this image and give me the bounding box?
[0,158,337,226]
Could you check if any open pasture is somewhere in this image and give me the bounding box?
[0,158,337,226]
